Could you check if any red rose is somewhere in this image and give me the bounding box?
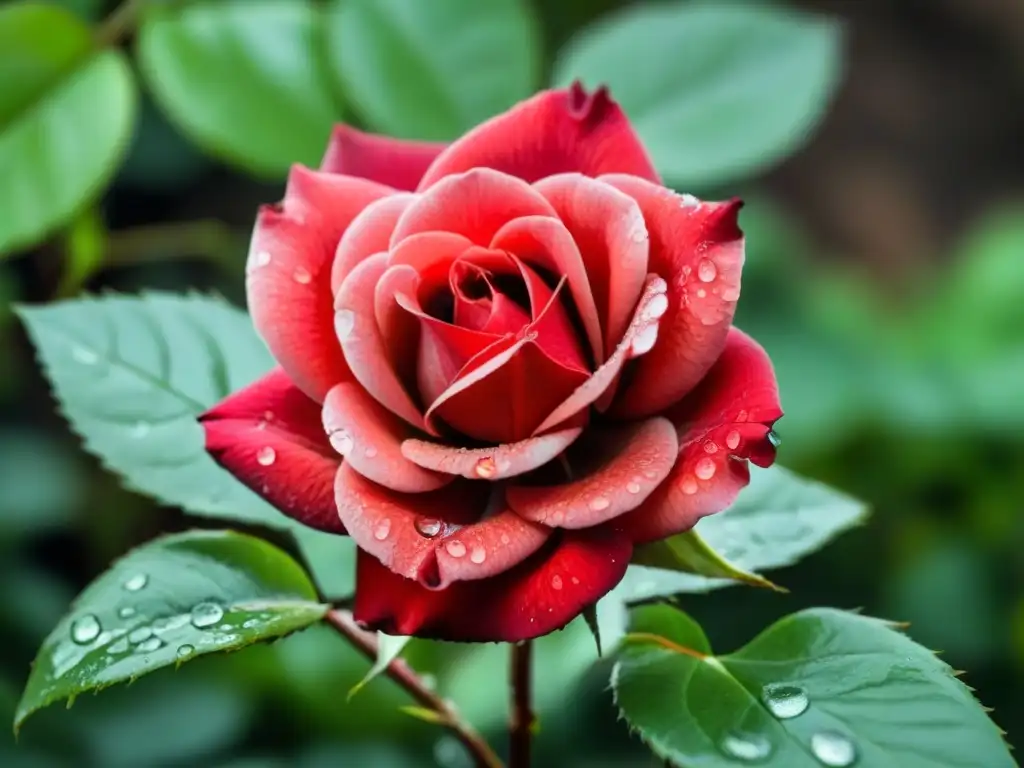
[200,85,782,643]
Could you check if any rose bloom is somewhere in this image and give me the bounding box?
[200,85,782,643]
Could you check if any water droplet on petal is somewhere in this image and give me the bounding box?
[176,644,195,659]
[256,446,276,466]
[698,259,717,283]
[704,441,718,454]
[694,457,716,481]
[123,573,148,592]
[445,540,466,558]
[589,497,611,512]
[72,346,99,365]
[71,614,101,644]
[678,193,700,208]
[292,266,312,284]
[626,481,641,494]
[416,518,442,538]
[643,292,669,321]
[696,288,707,299]
[722,286,740,302]
[810,731,857,766]
[571,576,580,585]
[373,519,392,541]
[721,731,772,762]
[474,457,497,478]
[335,309,355,341]
[551,575,563,590]
[726,430,741,450]
[190,602,224,629]
[252,250,272,268]
[628,214,648,244]
[118,606,136,619]
[500,533,511,545]
[630,324,659,356]
[681,475,698,495]
[768,430,782,449]
[642,469,657,479]
[128,627,154,644]
[329,429,353,455]
[469,545,486,564]
[136,637,164,653]
[364,446,378,458]
[763,684,809,719]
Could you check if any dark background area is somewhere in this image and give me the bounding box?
[2,0,1022,766]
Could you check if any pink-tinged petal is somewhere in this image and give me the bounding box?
[450,256,532,335]
[418,84,659,189]
[335,254,430,431]
[332,194,416,295]
[507,418,677,528]
[532,274,668,435]
[401,426,583,480]
[247,166,395,402]
[200,369,344,533]
[534,174,649,361]
[602,174,745,419]
[320,123,447,190]
[391,168,557,247]
[492,215,604,365]
[335,465,549,590]
[616,328,783,544]
[322,382,450,493]
[353,526,632,642]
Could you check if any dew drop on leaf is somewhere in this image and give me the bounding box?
[70,615,101,644]
[190,602,224,629]
[123,573,148,592]
[127,627,153,644]
[721,731,772,762]
[135,637,164,653]
[762,684,809,719]
[117,606,136,619]
[810,731,857,766]
[176,644,195,659]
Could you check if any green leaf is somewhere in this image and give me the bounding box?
[326,0,540,140]
[137,0,339,177]
[553,1,842,186]
[632,528,782,592]
[613,605,1013,768]
[18,292,279,528]
[15,529,327,729]
[616,467,867,602]
[0,2,136,256]
[349,633,411,700]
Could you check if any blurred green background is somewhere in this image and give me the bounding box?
[2,0,1022,765]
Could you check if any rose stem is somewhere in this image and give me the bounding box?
[509,640,535,767]
[323,609,504,768]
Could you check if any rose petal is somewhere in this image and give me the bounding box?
[391,168,557,247]
[353,526,632,642]
[418,84,659,189]
[401,426,583,480]
[507,418,677,528]
[247,166,394,402]
[532,273,668,435]
[335,464,550,590]
[511,258,588,372]
[332,193,416,295]
[602,174,745,418]
[199,369,344,533]
[320,123,446,190]
[322,382,450,493]
[492,215,603,366]
[615,328,783,544]
[335,254,429,431]
[534,174,649,361]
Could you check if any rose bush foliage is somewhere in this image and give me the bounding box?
[199,84,782,642]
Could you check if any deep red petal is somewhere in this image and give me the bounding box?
[322,382,450,493]
[615,328,783,544]
[507,417,677,528]
[331,193,416,295]
[353,526,631,641]
[534,174,649,361]
[391,168,557,247]
[512,258,588,372]
[418,84,659,189]
[320,124,447,191]
[335,465,549,589]
[602,175,745,418]
[402,426,582,480]
[247,166,395,402]
[199,369,344,533]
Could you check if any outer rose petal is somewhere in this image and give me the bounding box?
[331,194,416,295]
[322,382,450,493]
[320,124,446,191]
[248,165,394,402]
[418,84,659,189]
[615,328,783,544]
[335,464,550,590]
[199,369,344,533]
[507,418,677,528]
[391,168,557,247]
[602,174,745,418]
[353,527,632,642]
[534,174,649,360]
